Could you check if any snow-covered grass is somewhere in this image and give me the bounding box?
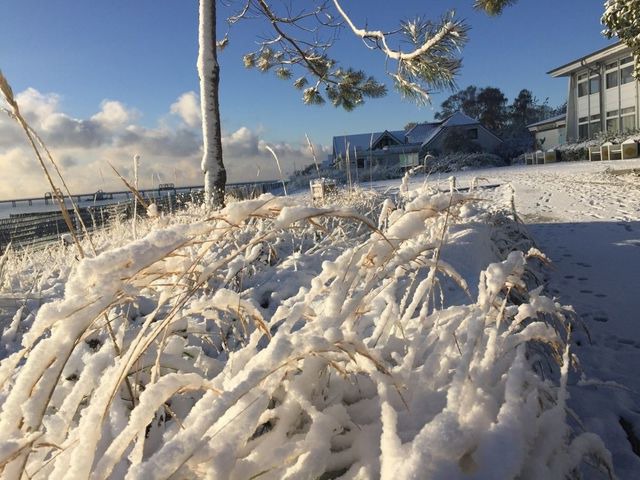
[0,179,614,479]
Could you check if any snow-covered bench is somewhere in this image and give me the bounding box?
[524,152,535,165]
[544,149,559,164]
[601,141,622,161]
[310,178,337,204]
[588,145,602,161]
[622,138,639,160]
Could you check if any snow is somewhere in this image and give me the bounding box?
[1,158,640,478]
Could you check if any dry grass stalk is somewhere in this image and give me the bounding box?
[0,70,85,259]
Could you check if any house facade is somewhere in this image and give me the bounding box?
[331,112,502,171]
[527,114,567,149]
[548,41,639,141]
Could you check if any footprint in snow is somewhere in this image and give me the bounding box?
[576,262,592,268]
[616,222,633,233]
[595,293,608,298]
[593,315,609,323]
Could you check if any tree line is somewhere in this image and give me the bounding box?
[420,86,565,157]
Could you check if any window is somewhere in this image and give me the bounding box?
[578,123,589,139]
[621,107,636,131]
[606,118,619,132]
[606,70,618,89]
[467,128,478,140]
[620,56,633,65]
[578,81,588,97]
[606,110,619,133]
[590,114,602,136]
[621,65,634,85]
[589,77,600,94]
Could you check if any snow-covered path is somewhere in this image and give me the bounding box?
[420,159,640,477]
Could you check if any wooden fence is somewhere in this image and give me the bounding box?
[0,182,283,253]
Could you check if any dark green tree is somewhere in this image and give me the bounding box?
[476,87,508,132]
[434,86,481,120]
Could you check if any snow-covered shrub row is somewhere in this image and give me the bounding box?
[0,184,612,479]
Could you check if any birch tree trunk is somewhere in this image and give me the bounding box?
[198,0,226,208]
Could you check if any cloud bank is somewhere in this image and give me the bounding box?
[0,88,328,199]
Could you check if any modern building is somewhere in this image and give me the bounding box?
[548,41,638,141]
[331,112,502,170]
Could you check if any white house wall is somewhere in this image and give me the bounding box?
[535,127,566,149]
[561,47,639,141]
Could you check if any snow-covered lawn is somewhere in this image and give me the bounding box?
[418,158,640,478]
[0,158,639,479]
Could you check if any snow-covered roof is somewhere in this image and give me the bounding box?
[405,122,441,144]
[331,111,499,158]
[332,130,405,158]
[419,112,490,148]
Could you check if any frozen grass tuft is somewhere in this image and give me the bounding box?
[0,182,613,479]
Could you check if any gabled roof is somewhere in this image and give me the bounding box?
[413,112,490,149]
[332,130,404,158]
[371,130,405,149]
[405,122,441,144]
[440,111,479,127]
[547,41,628,77]
[331,111,501,159]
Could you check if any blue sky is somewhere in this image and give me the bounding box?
[0,0,614,196]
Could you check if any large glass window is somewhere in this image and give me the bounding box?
[621,65,634,85]
[589,77,600,94]
[606,110,619,133]
[578,81,588,97]
[578,123,589,139]
[590,115,602,135]
[606,71,618,89]
[621,107,636,131]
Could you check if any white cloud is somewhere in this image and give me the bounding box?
[170,91,201,129]
[91,100,138,130]
[0,88,327,200]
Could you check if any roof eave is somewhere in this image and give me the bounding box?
[547,41,629,77]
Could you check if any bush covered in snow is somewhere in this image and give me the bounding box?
[0,183,613,479]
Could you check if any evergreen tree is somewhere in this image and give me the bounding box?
[476,87,508,132]
[435,86,481,120]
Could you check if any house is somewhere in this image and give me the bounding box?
[547,41,638,141]
[331,112,502,170]
[527,113,567,149]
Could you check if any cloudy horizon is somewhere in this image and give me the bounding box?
[0,87,327,200]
